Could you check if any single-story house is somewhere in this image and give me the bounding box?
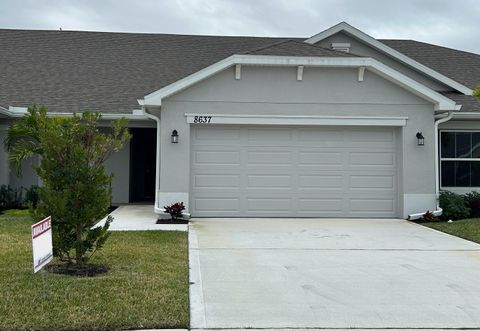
[1,22,479,219]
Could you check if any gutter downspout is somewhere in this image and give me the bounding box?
[408,110,454,220]
[142,106,162,214]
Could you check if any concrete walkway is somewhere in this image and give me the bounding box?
[189,218,480,329]
[96,205,187,231]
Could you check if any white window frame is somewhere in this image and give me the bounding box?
[439,129,480,189]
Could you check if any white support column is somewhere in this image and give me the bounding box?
[235,64,241,80]
[358,67,366,82]
[297,65,304,81]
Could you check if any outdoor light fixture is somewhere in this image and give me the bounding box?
[416,132,425,146]
[171,130,179,143]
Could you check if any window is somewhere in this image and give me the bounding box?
[440,131,480,187]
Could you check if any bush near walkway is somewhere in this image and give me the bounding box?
[0,215,189,331]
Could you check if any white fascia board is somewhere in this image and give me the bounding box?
[3,106,149,121]
[185,113,408,126]
[142,54,457,111]
[304,22,472,95]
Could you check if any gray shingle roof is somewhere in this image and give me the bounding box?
[245,39,356,57]
[439,92,480,112]
[0,29,297,113]
[380,39,480,90]
[0,29,479,114]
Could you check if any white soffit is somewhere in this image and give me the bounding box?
[304,22,472,95]
[141,54,457,111]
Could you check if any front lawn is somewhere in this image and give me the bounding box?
[420,218,480,244]
[0,215,189,331]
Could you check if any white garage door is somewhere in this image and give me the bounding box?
[190,126,398,218]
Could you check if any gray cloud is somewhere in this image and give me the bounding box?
[0,0,479,53]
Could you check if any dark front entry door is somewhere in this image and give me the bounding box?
[130,128,156,202]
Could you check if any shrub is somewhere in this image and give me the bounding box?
[0,185,38,211]
[5,106,130,268]
[422,210,439,222]
[464,191,480,218]
[439,191,470,220]
[164,202,185,221]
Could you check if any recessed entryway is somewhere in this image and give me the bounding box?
[130,128,156,202]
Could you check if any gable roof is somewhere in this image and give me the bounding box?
[380,39,480,90]
[304,22,473,95]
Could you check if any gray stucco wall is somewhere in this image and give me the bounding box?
[157,65,438,217]
[315,32,451,92]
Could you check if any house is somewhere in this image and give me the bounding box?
[1,22,479,219]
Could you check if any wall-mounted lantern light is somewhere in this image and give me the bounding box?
[171,130,179,143]
[416,132,425,146]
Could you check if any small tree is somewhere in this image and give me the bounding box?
[5,106,131,268]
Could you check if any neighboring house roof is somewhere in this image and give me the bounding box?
[439,92,480,112]
[0,27,478,114]
[381,39,480,90]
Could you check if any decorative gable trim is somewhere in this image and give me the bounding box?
[140,54,458,111]
[304,22,473,95]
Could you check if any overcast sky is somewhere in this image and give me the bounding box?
[1,0,479,53]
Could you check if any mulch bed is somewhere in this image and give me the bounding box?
[156,219,189,224]
[47,263,109,277]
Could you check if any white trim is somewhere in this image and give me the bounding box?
[1,106,150,120]
[235,64,241,80]
[141,54,458,111]
[142,107,162,211]
[297,65,304,81]
[304,22,472,95]
[358,66,365,82]
[185,113,408,126]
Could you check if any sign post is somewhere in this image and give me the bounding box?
[32,216,53,273]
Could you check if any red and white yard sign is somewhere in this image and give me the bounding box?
[31,216,53,273]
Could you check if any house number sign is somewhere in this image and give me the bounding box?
[193,116,212,124]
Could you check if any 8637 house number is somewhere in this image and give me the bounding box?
[193,116,212,124]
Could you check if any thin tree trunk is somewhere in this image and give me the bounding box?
[75,224,83,267]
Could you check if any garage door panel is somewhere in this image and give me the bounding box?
[350,199,395,212]
[350,175,394,189]
[193,174,240,188]
[298,152,344,165]
[350,152,394,166]
[191,125,398,217]
[247,198,293,212]
[194,151,241,165]
[247,175,292,188]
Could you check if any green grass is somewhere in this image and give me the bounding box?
[1,209,30,217]
[421,218,480,244]
[0,215,189,331]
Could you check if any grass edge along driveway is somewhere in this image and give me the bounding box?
[0,214,189,331]
[419,218,480,244]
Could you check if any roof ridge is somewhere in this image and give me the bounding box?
[0,27,303,40]
[244,38,360,57]
[243,39,296,54]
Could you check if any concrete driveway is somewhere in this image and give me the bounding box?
[189,218,480,329]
